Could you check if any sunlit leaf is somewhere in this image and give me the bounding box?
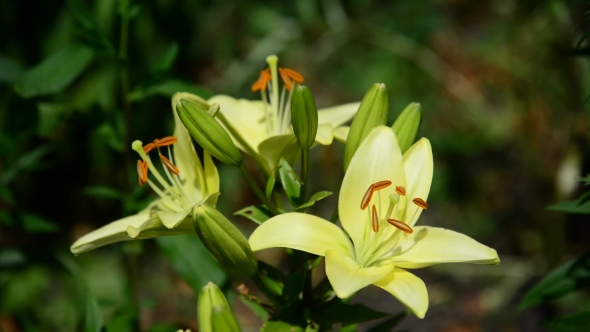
[156,235,226,293]
[234,205,272,224]
[15,45,94,98]
[278,158,301,206]
[295,191,332,211]
[519,252,590,312]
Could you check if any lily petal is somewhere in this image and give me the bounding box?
[171,92,206,201]
[387,226,500,268]
[333,126,350,143]
[209,95,268,154]
[402,138,433,226]
[325,249,395,298]
[127,214,195,239]
[249,213,353,256]
[203,151,220,199]
[315,124,334,145]
[318,102,360,127]
[257,134,298,173]
[71,213,150,255]
[339,126,405,249]
[374,268,428,319]
[157,210,191,229]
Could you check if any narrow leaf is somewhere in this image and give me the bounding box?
[234,205,272,224]
[278,158,301,206]
[85,295,104,332]
[547,199,590,215]
[15,45,94,98]
[21,212,59,233]
[296,191,332,210]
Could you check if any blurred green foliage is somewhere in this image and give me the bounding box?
[1,0,590,331]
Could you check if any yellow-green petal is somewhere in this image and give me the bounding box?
[387,226,500,268]
[203,151,220,201]
[70,213,149,255]
[402,138,433,226]
[373,268,428,319]
[318,102,360,128]
[333,126,350,143]
[208,95,268,154]
[257,134,298,173]
[315,124,334,145]
[157,210,191,229]
[325,249,395,298]
[249,213,353,256]
[339,126,405,249]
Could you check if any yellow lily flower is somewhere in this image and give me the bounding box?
[249,126,499,318]
[209,55,360,173]
[70,98,220,255]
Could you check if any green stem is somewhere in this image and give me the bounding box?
[300,148,310,205]
[253,273,283,308]
[119,13,132,197]
[239,163,280,215]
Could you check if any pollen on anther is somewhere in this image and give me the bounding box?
[412,198,428,210]
[160,155,180,175]
[371,205,380,233]
[395,186,406,196]
[360,184,374,210]
[154,136,177,147]
[143,143,155,154]
[278,67,305,91]
[373,180,392,191]
[136,160,149,186]
[387,219,413,234]
[251,68,271,92]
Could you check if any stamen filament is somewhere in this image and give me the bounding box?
[278,85,287,132]
[146,180,184,212]
[281,88,294,133]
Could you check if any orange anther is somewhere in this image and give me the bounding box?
[154,136,177,147]
[395,186,406,196]
[412,198,428,210]
[371,204,380,233]
[160,155,180,175]
[278,67,304,91]
[387,219,413,234]
[137,160,149,186]
[251,68,271,92]
[360,184,374,210]
[143,143,156,154]
[373,180,392,191]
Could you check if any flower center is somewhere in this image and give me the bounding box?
[356,180,428,266]
[251,55,305,137]
[132,136,193,212]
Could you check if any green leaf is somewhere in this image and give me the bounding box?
[282,271,306,304]
[296,191,332,211]
[37,103,67,137]
[128,80,212,102]
[85,295,104,332]
[14,45,94,98]
[366,312,407,332]
[106,313,135,332]
[547,198,590,215]
[0,56,25,84]
[315,302,390,327]
[83,186,126,201]
[150,43,179,75]
[234,205,272,224]
[238,296,270,321]
[20,212,59,233]
[0,144,53,186]
[66,0,115,53]
[581,174,590,186]
[519,252,590,312]
[278,158,301,207]
[0,186,14,205]
[261,309,306,332]
[97,122,124,152]
[155,235,227,293]
[540,312,590,332]
[0,249,26,268]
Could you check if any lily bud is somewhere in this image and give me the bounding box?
[392,102,422,154]
[343,83,388,170]
[192,204,258,276]
[176,99,242,166]
[291,84,319,150]
[198,282,241,332]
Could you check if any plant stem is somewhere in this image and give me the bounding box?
[119,12,132,197]
[253,273,283,308]
[300,148,310,205]
[239,162,280,215]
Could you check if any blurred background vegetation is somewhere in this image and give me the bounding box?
[1,0,590,331]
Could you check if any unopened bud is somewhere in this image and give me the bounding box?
[198,282,241,332]
[392,102,422,154]
[291,84,319,150]
[176,99,242,166]
[344,83,388,170]
[192,204,258,276]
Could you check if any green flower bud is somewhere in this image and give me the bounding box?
[198,282,241,332]
[343,83,388,170]
[176,99,242,166]
[192,204,258,276]
[291,84,319,150]
[392,102,422,154]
